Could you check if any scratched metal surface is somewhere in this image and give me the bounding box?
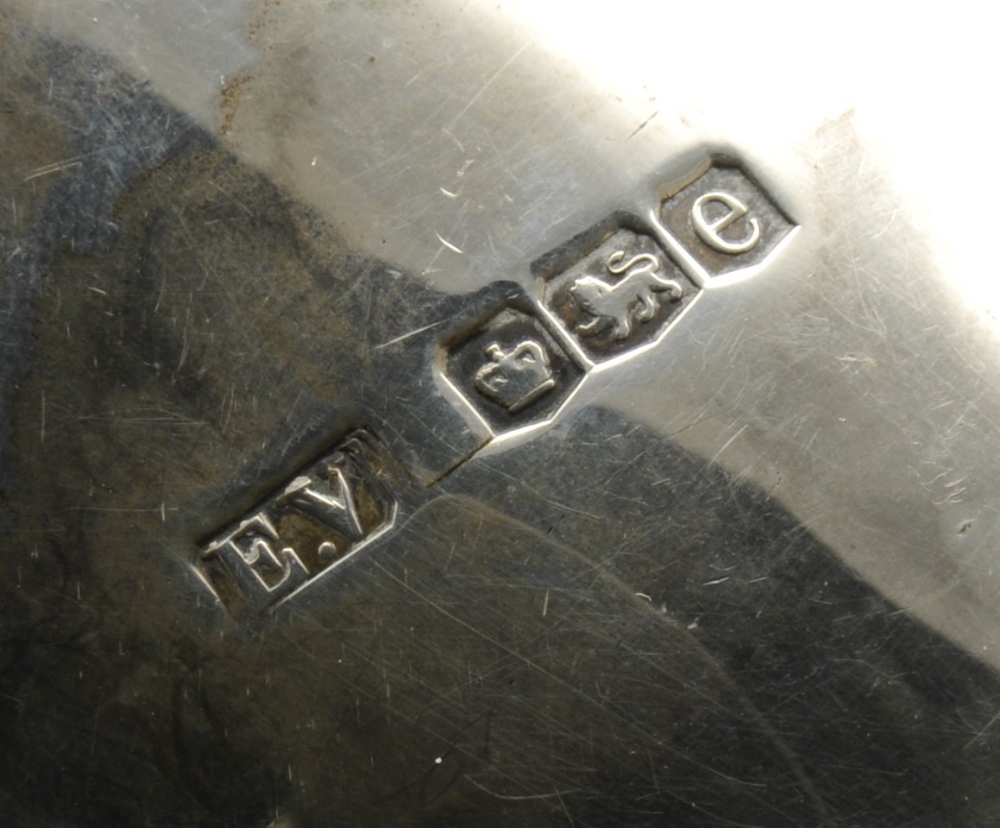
[3,2,1000,826]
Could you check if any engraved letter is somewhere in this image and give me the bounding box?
[279,468,365,541]
[202,512,309,616]
[691,191,761,254]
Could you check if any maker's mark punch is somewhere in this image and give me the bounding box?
[197,431,397,619]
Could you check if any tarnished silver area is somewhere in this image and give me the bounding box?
[4,1,1000,826]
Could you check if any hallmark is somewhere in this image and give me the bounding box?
[691,191,761,254]
[572,250,685,340]
[443,294,585,433]
[538,225,698,363]
[194,151,799,622]
[474,339,557,413]
[659,162,795,279]
[197,431,396,619]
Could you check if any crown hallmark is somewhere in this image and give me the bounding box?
[473,338,557,413]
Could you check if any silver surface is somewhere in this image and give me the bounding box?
[3,1,1000,825]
